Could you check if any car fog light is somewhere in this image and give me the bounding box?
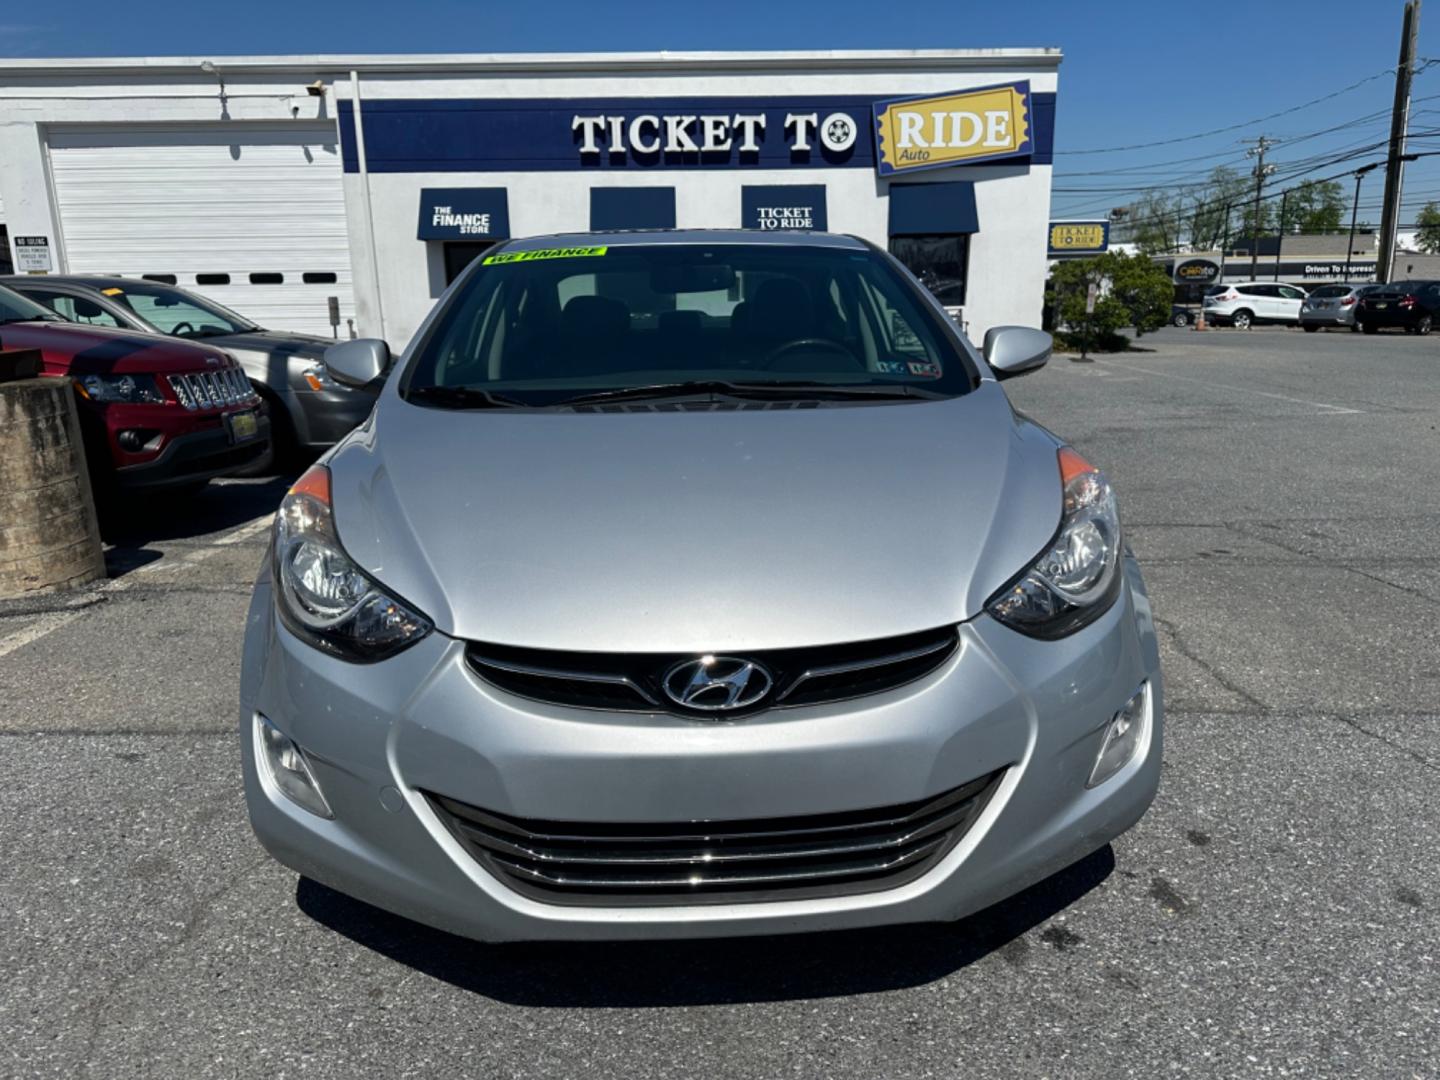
[1087,683,1150,788]
[255,714,333,818]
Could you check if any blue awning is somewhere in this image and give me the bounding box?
[417,188,510,240]
[741,185,828,231]
[590,187,676,230]
[887,181,979,236]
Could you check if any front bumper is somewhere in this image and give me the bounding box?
[240,556,1164,942]
[111,412,270,489]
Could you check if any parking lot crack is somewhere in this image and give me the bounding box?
[77,852,269,1073]
[1152,615,1269,712]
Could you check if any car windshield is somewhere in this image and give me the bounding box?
[1308,285,1348,298]
[402,242,973,406]
[104,282,257,337]
[0,285,61,325]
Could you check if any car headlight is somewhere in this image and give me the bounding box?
[76,373,166,404]
[272,465,433,662]
[985,447,1123,639]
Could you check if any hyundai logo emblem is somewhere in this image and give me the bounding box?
[662,655,774,713]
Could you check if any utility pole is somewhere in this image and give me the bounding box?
[1242,136,1279,279]
[1377,0,1421,283]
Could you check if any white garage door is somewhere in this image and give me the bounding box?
[48,124,354,336]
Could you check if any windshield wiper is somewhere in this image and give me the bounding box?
[554,380,947,408]
[405,385,528,409]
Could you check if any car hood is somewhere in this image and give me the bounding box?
[203,328,333,359]
[327,383,1065,652]
[1,320,231,375]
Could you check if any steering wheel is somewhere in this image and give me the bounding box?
[170,321,197,336]
[761,337,856,369]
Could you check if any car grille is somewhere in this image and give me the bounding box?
[425,770,1003,905]
[167,367,255,411]
[465,626,959,717]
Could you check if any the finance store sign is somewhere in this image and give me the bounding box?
[340,83,1054,176]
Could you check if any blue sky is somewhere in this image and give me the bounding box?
[4,0,1439,226]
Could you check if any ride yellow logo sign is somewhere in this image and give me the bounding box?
[873,81,1032,176]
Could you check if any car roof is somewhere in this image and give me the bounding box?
[0,274,151,290]
[496,229,871,253]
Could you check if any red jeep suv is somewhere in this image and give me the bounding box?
[0,284,269,494]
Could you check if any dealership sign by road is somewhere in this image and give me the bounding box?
[1047,221,1109,257]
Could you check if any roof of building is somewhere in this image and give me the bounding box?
[0,48,1062,79]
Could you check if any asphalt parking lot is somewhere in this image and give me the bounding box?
[3,324,1437,1079]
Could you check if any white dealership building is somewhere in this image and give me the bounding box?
[0,49,1059,347]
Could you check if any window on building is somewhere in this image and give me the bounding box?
[887,235,969,307]
[443,242,497,286]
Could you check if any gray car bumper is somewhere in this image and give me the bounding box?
[240,556,1163,942]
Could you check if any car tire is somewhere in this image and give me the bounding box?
[1418,315,1433,336]
[1362,322,1379,334]
[1172,312,1190,327]
[228,387,284,478]
[1232,309,1253,330]
[1303,323,1319,333]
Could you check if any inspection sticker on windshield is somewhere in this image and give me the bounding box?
[483,246,608,265]
[907,361,942,378]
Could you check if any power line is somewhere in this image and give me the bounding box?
[1055,61,1439,155]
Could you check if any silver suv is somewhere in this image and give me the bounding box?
[1203,281,1308,329]
[1300,283,1379,332]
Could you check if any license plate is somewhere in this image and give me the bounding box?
[1376,302,1389,310]
[227,409,259,444]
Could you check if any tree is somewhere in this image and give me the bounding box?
[1416,201,1440,253]
[1046,252,1175,348]
[1131,192,1185,254]
[1281,180,1346,234]
[1186,166,1253,251]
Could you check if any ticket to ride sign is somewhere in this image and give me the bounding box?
[873,81,1033,176]
[1048,221,1110,257]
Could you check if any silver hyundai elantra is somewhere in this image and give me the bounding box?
[240,230,1162,942]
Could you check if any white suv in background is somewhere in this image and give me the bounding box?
[1202,282,1308,329]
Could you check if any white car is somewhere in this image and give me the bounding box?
[1202,282,1308,329]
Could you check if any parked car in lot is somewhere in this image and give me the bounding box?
[1300,283,1380,332]
[2,275,381,473]
[1170,304,1198,327]
[1202,281,1308,329]
[1355,280,1440,334]
[0,285,267,495]
[242,230,1164,943]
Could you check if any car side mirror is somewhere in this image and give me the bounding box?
[983,326,1051,381]
[324,338,390,387]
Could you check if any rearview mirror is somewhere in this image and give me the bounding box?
[982,326,1051,380]
[324,338,390,387]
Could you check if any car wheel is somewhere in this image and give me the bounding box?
[1172,311,1190,327]
[1232,309,1253,330]
[227,387,283,478]
[1362,322,1379,334]
[1302,323,1319,333]
[1418,315,1433,336]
